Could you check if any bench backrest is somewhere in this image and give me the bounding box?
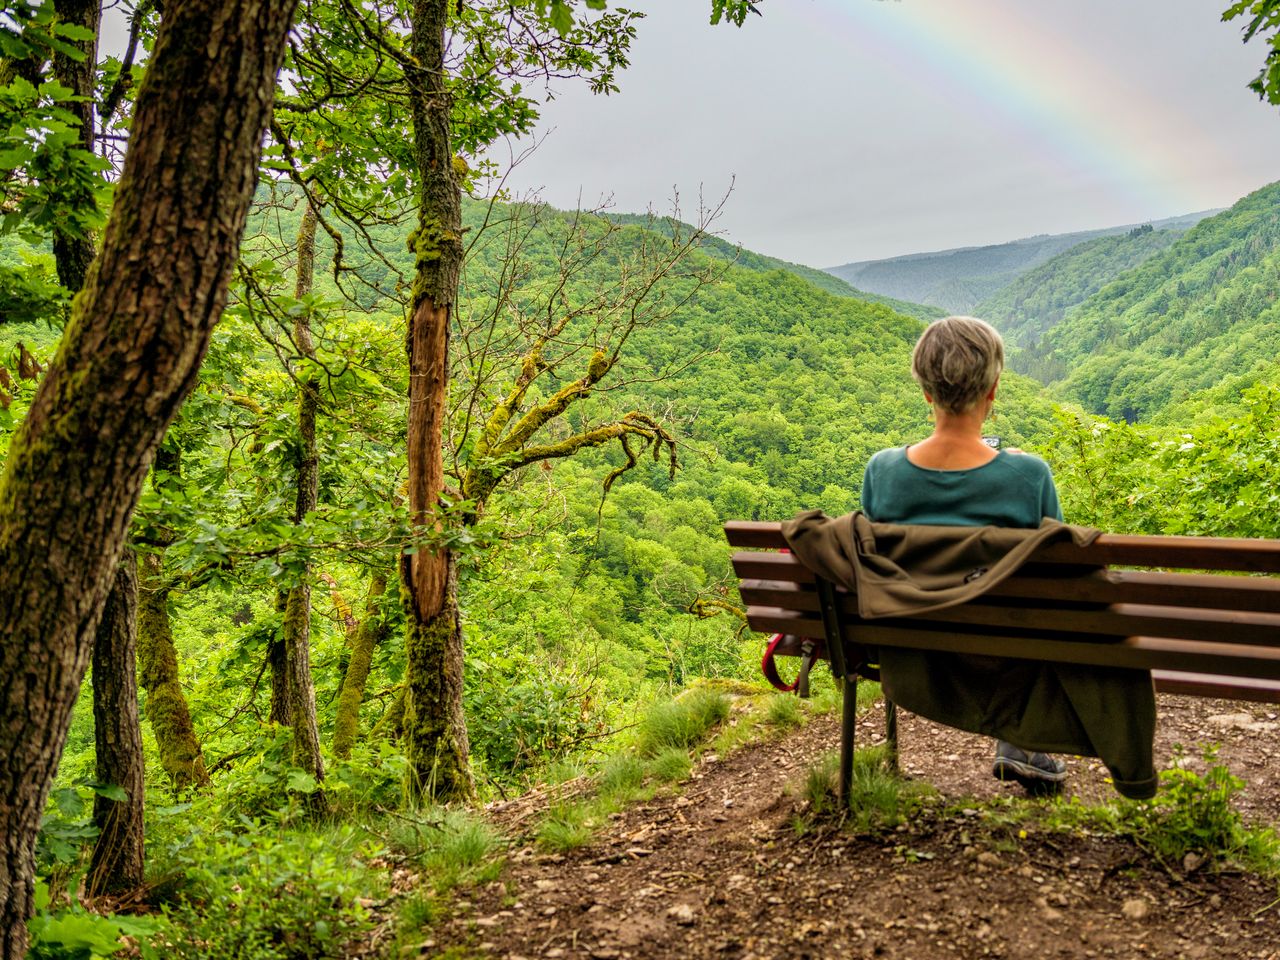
[725,521,1280,704]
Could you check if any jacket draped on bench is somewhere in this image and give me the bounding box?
[783,510,1157,798]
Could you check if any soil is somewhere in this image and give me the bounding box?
[415,693,1280,960]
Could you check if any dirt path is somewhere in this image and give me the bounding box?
[423,694,1280,960]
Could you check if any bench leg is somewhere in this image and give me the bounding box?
[839,674,857,809]
[884,699,899,773]
[796,641,815,699]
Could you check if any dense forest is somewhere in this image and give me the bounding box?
[976,223,1187,357]
[827,209,1215,314]
[2,0,1280,958]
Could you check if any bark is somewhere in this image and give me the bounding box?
[49,0,101,293]
[332,571,391,760]
[137,550,209,790]
[268,591,291,725]
[402,0,473,803]
[87,552,144,898]
[281,200,326,808]
[0,0,297,952]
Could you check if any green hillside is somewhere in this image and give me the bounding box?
[1028,181,1280,421]
[826,210,1214,314]
[603,212,945,321]
[978,224,1185,358]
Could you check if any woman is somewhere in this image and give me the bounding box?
[860,315,1067,794]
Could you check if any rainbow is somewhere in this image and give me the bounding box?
[791,0,1229,216]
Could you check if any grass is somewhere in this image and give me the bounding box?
[531,684,738,853]
[801,746,935,834]
[649,746,694,782]
[764,693,803,729]
[932,746,1280,881]
[636,685,731,756]
[536,804,597,853]
[385,809,506,895]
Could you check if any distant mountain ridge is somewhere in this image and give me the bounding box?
[603,213,945,322]
[824,210,1219,314]
[976,224,1185,356]
[1027,181,1280,422]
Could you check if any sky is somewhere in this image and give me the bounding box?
[493,0,1280,267]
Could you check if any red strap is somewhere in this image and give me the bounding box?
[762,633,798,692]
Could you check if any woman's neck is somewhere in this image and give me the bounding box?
[906,406,997,469]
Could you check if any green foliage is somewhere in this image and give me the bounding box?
[0,5,112,243]
[978,225,1186,362]
[35,785,99,873]
[649,746,694,782]
[386,809,506,894]
[1029,182,1280,421]
[153,825,381,960]
[466,650,605,778]
[801,747,934,834]
[1224,0,1280,104]
[27,881,164,960]
[536,803,597,853]
[635,686,730,756]
[1046,380,1280,538]
[1117,747,1272,866]
[598,753,646,795]
[764,693,804,730]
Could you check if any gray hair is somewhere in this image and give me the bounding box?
[911,316,1005,414]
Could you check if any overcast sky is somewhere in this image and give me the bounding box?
[493,0,1280,267]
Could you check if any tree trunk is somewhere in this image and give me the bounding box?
[333,571,390,759]
[49,0,100,293]
[0,0,297,952]
[281,200,326,807]
[87,551,145,898]
[267,617,291,725]
[401,0,473,803]
[137,550,209,790]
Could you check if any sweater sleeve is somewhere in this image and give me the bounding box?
[861,455,879,521]
[1041,464,1064,523]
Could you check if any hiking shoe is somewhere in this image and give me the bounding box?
[992,741,1067,796]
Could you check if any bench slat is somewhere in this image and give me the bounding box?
[724,522,1280,573]
[744,606,1280,680]
[1151,670,1280,704]
[737,582,1280,646]
[731,555,1280,613]
[760,639,1280,704]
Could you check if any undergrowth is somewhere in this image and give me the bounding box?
[960,745,1280,879]
[801,746,935,835]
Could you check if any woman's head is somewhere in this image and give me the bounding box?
[911,315,1004,414]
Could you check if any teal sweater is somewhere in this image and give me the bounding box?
[861,446,1062,528]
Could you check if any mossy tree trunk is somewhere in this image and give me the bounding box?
[282,200,326,807]
[332,571,391,760]
[137,446,209,791]
[86,551,145,897]
[268,589,291,725]
[48,0,100,293]
[0,0,297,951]
[137,549,209,790]
[401,0,473,803]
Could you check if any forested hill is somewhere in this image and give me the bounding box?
[603,211,945,321]
[825,210,1214,314]
[977,224,1185,355]
[1023,180,1280,422]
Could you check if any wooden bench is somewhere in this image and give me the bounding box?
[725,521,1280,801]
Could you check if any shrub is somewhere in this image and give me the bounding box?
[1120,746,1280,871]
[636,686,730,757]
[153,826,381,960]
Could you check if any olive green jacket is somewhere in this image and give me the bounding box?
[782,510,1158,799]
